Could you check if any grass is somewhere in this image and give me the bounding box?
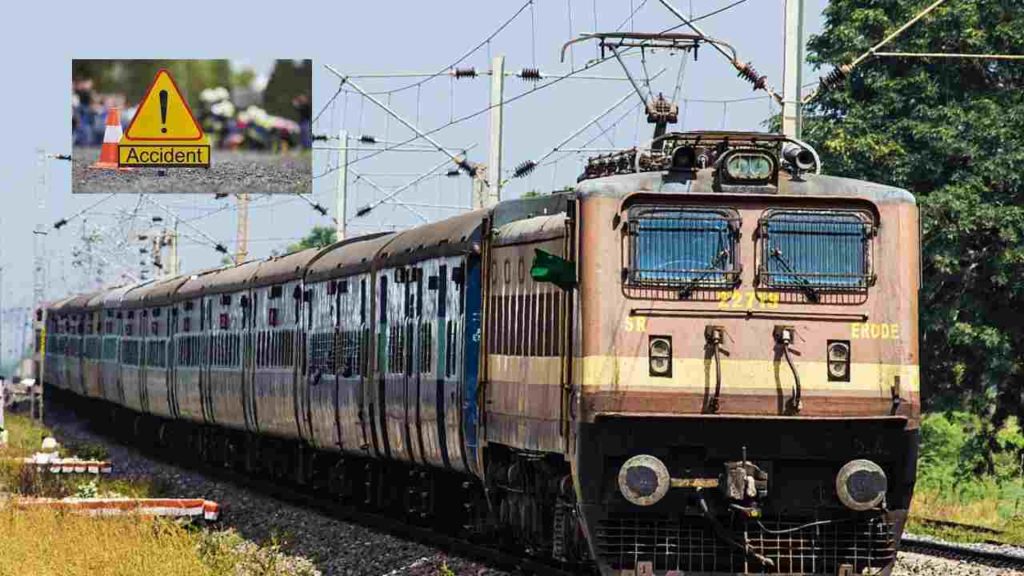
[0,508,319,576]
[0,412,55,457]
[908,487,1024,545]
[0,412,165,499]
[0,413,319,575]
[0,508,212,576]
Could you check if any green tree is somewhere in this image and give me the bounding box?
[286,226,336,253]
[802,1,1024,424]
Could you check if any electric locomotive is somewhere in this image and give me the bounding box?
[39,130,918,576]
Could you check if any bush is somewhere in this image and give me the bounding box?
[915,411,1024,528]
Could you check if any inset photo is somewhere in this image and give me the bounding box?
[72,59,312,194]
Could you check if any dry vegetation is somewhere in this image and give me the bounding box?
[0,508,212,576]
[0,412,319,576]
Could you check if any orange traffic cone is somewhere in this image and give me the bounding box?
[89,107,131,170]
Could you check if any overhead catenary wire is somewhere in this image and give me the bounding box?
[52,193,117,230]
[314,49,631,180]
[354,152,474,218]
[683,0,748,26]
[333,0,535,98]
[326,66,482,181]
[873,51,1024,60]
[141,196,233,260]
[616,0,648,32]
[296,193,336,223]
[541,102,643,167]
[332,69,630,81]
[350,168,430,223]
[312,84,345,127]
[657,0,782,103]
[804,0,949,103]
[511,67,667,180]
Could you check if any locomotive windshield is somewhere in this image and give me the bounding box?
[626,207,739,288]
[758,209,873,291]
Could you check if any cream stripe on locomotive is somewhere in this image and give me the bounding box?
[576,355,919,394]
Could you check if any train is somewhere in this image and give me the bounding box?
[41,130,920,576]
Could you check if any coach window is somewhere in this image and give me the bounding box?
[624,206,740,299]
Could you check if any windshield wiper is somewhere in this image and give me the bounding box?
[769,247,820,303]
[678,250,730,299]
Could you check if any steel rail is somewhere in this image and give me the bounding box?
[901,534,1024,570]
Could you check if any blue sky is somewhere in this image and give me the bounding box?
[0,0,830,365]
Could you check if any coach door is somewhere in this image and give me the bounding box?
[335,275,368,453]
[382,267,416,463]
[295,283,315,443]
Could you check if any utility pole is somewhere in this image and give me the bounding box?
[236,193,250,263]
[336,129,348,241]
[36,308,45,423]
[32,150,48,421]
[470,164,489,210]
[487,55,505,208]
[168,219,180,276]
[782,0,805,138]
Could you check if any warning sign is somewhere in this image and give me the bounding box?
[118,145,210,167]
[119,69,210,168]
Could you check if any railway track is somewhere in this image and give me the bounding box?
[902,526,1024,571]
[46,397,1024,576]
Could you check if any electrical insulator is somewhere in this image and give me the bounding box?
[215,244,228,254]
[356,205,373,217]
[452,67,477,79]
[312,134,328,142]
[646,94,679,125]
[519,68,542,82]
[313,203,328,216]
[445,169,461,178]
[734,60,767,91]
[53,218,68,230]
[818,64,851,93]
[359,135,377,144]
[456,159,477,176]
[513,160,537,178]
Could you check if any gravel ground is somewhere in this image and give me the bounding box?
[42,405,1024,576]
[894,551,1024,575]
[43,404,503,576]
[72,147,311,195]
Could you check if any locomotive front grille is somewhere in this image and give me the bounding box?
[594,513,896,574]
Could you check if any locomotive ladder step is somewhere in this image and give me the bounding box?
[552,504,567,561]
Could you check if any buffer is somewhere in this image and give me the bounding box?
[118,69,211,168]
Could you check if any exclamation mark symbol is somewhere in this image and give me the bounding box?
[159,89,168,133]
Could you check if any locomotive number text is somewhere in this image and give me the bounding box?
[717,290,780,310]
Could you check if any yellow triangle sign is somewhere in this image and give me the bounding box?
[124,69,205,141]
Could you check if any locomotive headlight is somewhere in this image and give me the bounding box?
[720,149,776,184]
[649,336,672,377]
[836,459,888,511]
[827,340,851,382]
[618,455,671,506]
